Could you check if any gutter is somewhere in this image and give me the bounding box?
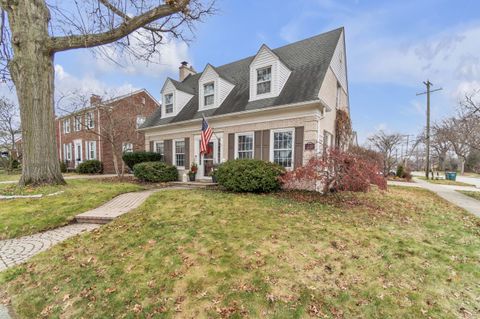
[138,99,329,132]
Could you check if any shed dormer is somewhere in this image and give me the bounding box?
[198,64,235,110]
[160,78,194,118]
[249,44,291,102]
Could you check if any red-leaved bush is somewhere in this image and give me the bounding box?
[280,148,387,193]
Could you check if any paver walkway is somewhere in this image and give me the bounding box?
[75,189,159,224]
[0,224,100,272]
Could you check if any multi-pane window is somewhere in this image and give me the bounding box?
[155,141,164,159]
[165,93,173,114]
[257,66,272,95]
[63,119,70,134]
[237,134,253,159]
[86,112,95,129]
[203,82,215,106]
[86,141,97,160]
[136,116,146,128]
[63,143,72,161]
[122,142,133,153]
[175,140,185,167]
[273,130,293,168]
[74,116,82,131]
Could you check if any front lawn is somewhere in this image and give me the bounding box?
[0,170,20,182]
[0,179,142,240]
[1,187,478,318]
[458,190,480,201]
[416,176,475,187]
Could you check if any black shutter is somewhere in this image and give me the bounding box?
[184,137,190,168]
[294,126,304,168]
[164,139,172,165]
[254,131,262,160]
[228,133,235,160]
[262,130,270,161]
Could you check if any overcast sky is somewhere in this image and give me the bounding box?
[2,0,479,143]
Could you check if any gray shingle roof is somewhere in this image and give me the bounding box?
[142,27,343,129]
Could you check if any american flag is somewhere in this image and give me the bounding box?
[200,116,213,154]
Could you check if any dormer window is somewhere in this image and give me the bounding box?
[165,93,173,114]
[256,66,272,95]
[203,82,215,106]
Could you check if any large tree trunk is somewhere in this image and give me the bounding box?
[7,0,64,186]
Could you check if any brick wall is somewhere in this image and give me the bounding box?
[56,90,159,173]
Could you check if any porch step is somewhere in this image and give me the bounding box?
[171,181,218,189]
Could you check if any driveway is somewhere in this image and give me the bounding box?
[412,171,480,188]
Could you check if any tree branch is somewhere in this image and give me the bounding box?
[49,1,190,53]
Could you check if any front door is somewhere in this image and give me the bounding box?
[194,134,223,179]
[74,140,83,168]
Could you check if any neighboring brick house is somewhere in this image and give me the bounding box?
[56,89,160,173]
[139,27,350,181]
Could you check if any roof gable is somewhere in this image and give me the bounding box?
[143,27,345,129]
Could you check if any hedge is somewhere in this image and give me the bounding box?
[122,151,162,171]
[215,159,285,193]
[76,160,103,174]
[133,161,178,182]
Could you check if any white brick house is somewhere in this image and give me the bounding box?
[139,27,350,180]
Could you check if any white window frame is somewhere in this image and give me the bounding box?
[174,139,186,169]
[270,128,295,170]
[63,143,72,161]
[203,82,215,107]
[234,132,254,159]
[86,112,95,129]
[164,93,174,114]
[256,66,272,95]
[63,119,70,134]
[136,116,146,128]
[86,141,97,160]
[74,116,82,132]
[122,142,133,153]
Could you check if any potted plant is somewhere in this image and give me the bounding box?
[209,164,218,183]
[188,162,198,182]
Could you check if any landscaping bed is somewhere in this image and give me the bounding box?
[0,179,142,240]
[1,187,478,318]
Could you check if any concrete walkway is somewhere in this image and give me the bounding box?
[405,178,480,218]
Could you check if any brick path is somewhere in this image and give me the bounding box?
[0,224,99,272]
[75,189,158,224]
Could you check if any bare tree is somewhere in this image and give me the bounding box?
[367,130,403,175]
[0,0,214,186]
[0,96,20,172]
[57,91,153,177]
[440,117,471,175]
[430,123,451,171]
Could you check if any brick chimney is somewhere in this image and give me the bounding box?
[90,94,102,106]
[179,61,196,81]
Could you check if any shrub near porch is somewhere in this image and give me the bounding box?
[2,187,478,318]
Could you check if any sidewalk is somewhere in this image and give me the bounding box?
[412,178,480,218]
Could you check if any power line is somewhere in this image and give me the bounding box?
[417,80,442,179]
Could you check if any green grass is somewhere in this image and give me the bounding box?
[1,187,479,318]
[416,176,475,187]
[0,171,20,182]
[0,179,142,240]
[458,191,480,201]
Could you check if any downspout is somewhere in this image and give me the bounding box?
[97,109,102,162]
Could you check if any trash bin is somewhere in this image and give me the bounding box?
[445,172,457,181]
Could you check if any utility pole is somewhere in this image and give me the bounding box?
[417,81,442,179]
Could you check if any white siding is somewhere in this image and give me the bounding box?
[249,45,291,101]
[161,79,193,118]
[198,64,234,110]
[329,31,348,93]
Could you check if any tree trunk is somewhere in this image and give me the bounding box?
[460,157,465,175]
[7,1,64,186]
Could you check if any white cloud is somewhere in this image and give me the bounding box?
[86,32,191,77]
